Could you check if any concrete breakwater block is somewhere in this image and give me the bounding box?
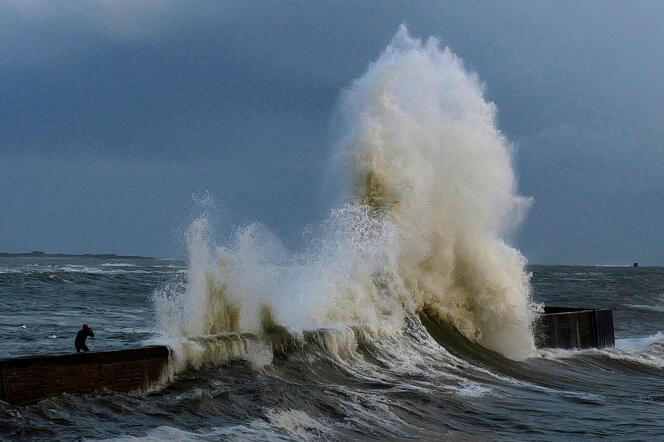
[0,346,169,405]
[535,307,615,349]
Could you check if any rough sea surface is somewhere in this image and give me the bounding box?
[2,27,662,442]
[1,257,663,441]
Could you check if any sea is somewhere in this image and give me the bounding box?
[1,257,663,440]
[3,27,663,441]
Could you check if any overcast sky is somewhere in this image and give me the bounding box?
[1,1,662,264]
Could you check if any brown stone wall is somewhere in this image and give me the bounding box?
[0,346,169,405]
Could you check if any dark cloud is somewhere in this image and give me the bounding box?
[1,1,662,263]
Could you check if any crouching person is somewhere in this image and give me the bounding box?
[75,323,94,352]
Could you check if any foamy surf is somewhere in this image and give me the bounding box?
[153,26,536,375]
[100,408,334,442]
[3,16,664,441]
[534,331,664,370]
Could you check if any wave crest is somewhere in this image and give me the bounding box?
[153,26,536,366]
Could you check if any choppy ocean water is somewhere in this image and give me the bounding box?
[1,257,664,440]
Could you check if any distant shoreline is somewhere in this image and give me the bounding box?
[0,251,155,260]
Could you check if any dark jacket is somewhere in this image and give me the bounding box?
[75,328,94,348]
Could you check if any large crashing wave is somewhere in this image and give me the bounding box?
[153,26,536,363]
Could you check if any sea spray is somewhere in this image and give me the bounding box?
[154,25,536,363]
[155,203,402,334]
[337,25,535,358]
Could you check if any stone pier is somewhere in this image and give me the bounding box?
[0,346,169,405]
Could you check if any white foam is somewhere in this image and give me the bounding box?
[100,409,333,442]
[334,25,535,359]
[456,381,491,397]
[153,26,536,366]
[623,304,664,313]
[537,332,664,369]
[615,332,664,351]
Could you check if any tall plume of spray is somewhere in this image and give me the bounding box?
[336,25,536,359]
[154,26,536,362]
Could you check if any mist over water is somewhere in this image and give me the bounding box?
[153,26,535,363]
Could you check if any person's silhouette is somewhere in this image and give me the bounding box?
[75,323,94,352]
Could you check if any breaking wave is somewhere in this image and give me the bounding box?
[152,25,536,376]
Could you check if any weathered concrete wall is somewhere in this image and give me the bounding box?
[0,346,169,405]
[535,308,615,349]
